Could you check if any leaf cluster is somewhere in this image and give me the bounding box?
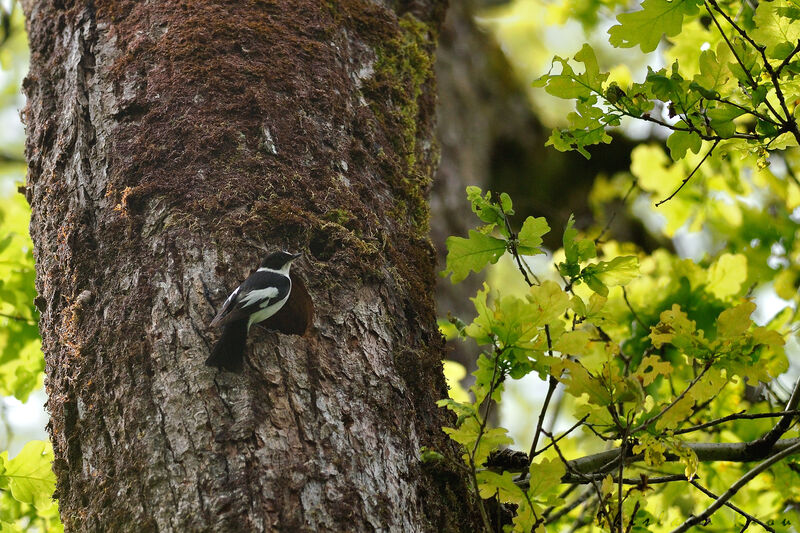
[433,186,795,532]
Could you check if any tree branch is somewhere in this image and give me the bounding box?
[675,409,800,435]
[0,311,36,324]
[671,441,800,533]
[689,480,775,533]
[553,437,800,483]
[530,415,589,461]
[753,377,800,450]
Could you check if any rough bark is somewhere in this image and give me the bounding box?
[22,1,477,531]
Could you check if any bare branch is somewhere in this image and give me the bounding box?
[622,287,646,330]
[0,312,36,325]
[541,437,800,484]
[775,40,800,76]
[526,375,558,469]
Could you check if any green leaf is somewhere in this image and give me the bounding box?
[471,352,504,406]
[592,256,639,286]
[560,214,596,278]
[535,44,608,100]
[706,253,747,300]
[751,0,800,59]
[419,447,445,463]
[516,216,550,255]
[476,470,526,500]
[552,358,613,405]
[528,457,566,498]
[692,48,733,96]
[0,441,56,510]
[608,0,702,53]
[649,304,710,359]
[526,280,572,326]
[546,103,614,159]
[466,186,511,231]
[466,285,546,348]
[716,301,756,338]
[444,230,506,283]
[707,105,746,138]
[666,127,702,159]
[581,256,639,296]
[635,355,673,386]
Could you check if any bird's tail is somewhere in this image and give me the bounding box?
[206,319,248,372]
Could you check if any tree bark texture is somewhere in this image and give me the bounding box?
[22,1,477,531]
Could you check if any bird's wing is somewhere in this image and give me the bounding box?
[210,271,291,327]
[241,271,290,305]
[239,286,279,307]
[210,286,245,328]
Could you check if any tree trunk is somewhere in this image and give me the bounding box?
[22,1,477,531]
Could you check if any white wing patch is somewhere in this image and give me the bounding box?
[222,287,240,310]
[240,287,279,307]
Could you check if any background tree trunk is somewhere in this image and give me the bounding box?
[431,0,546,370]
[22,1,478,530]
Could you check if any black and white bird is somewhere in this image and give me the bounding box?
[206,251,301,372]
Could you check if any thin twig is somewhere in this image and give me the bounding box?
[527,376,558,468]
[497,197,540,286]
[631,363,712,433]
[675,409,800,435]
[595,180,637,245]
[786,158,800,188]
[544,487,595,524]
[542,484,581,520]
[706,0,795,132]
[622,287,646,330]
[671,441,800,533]
[548,429,615,530]
[531,415,590,461]
[755,378,800,449]
[689,480,775,532]
[704,94,776,125]
[655,139,720,207]
[775,40,800,76]
[617,426,628,533]
[703,0,785,123]
[469,354,502,532]
[625,501,641,533]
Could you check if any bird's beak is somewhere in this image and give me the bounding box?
[291,253,302,260]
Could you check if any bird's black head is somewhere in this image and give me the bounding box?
[260,251,301,271]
